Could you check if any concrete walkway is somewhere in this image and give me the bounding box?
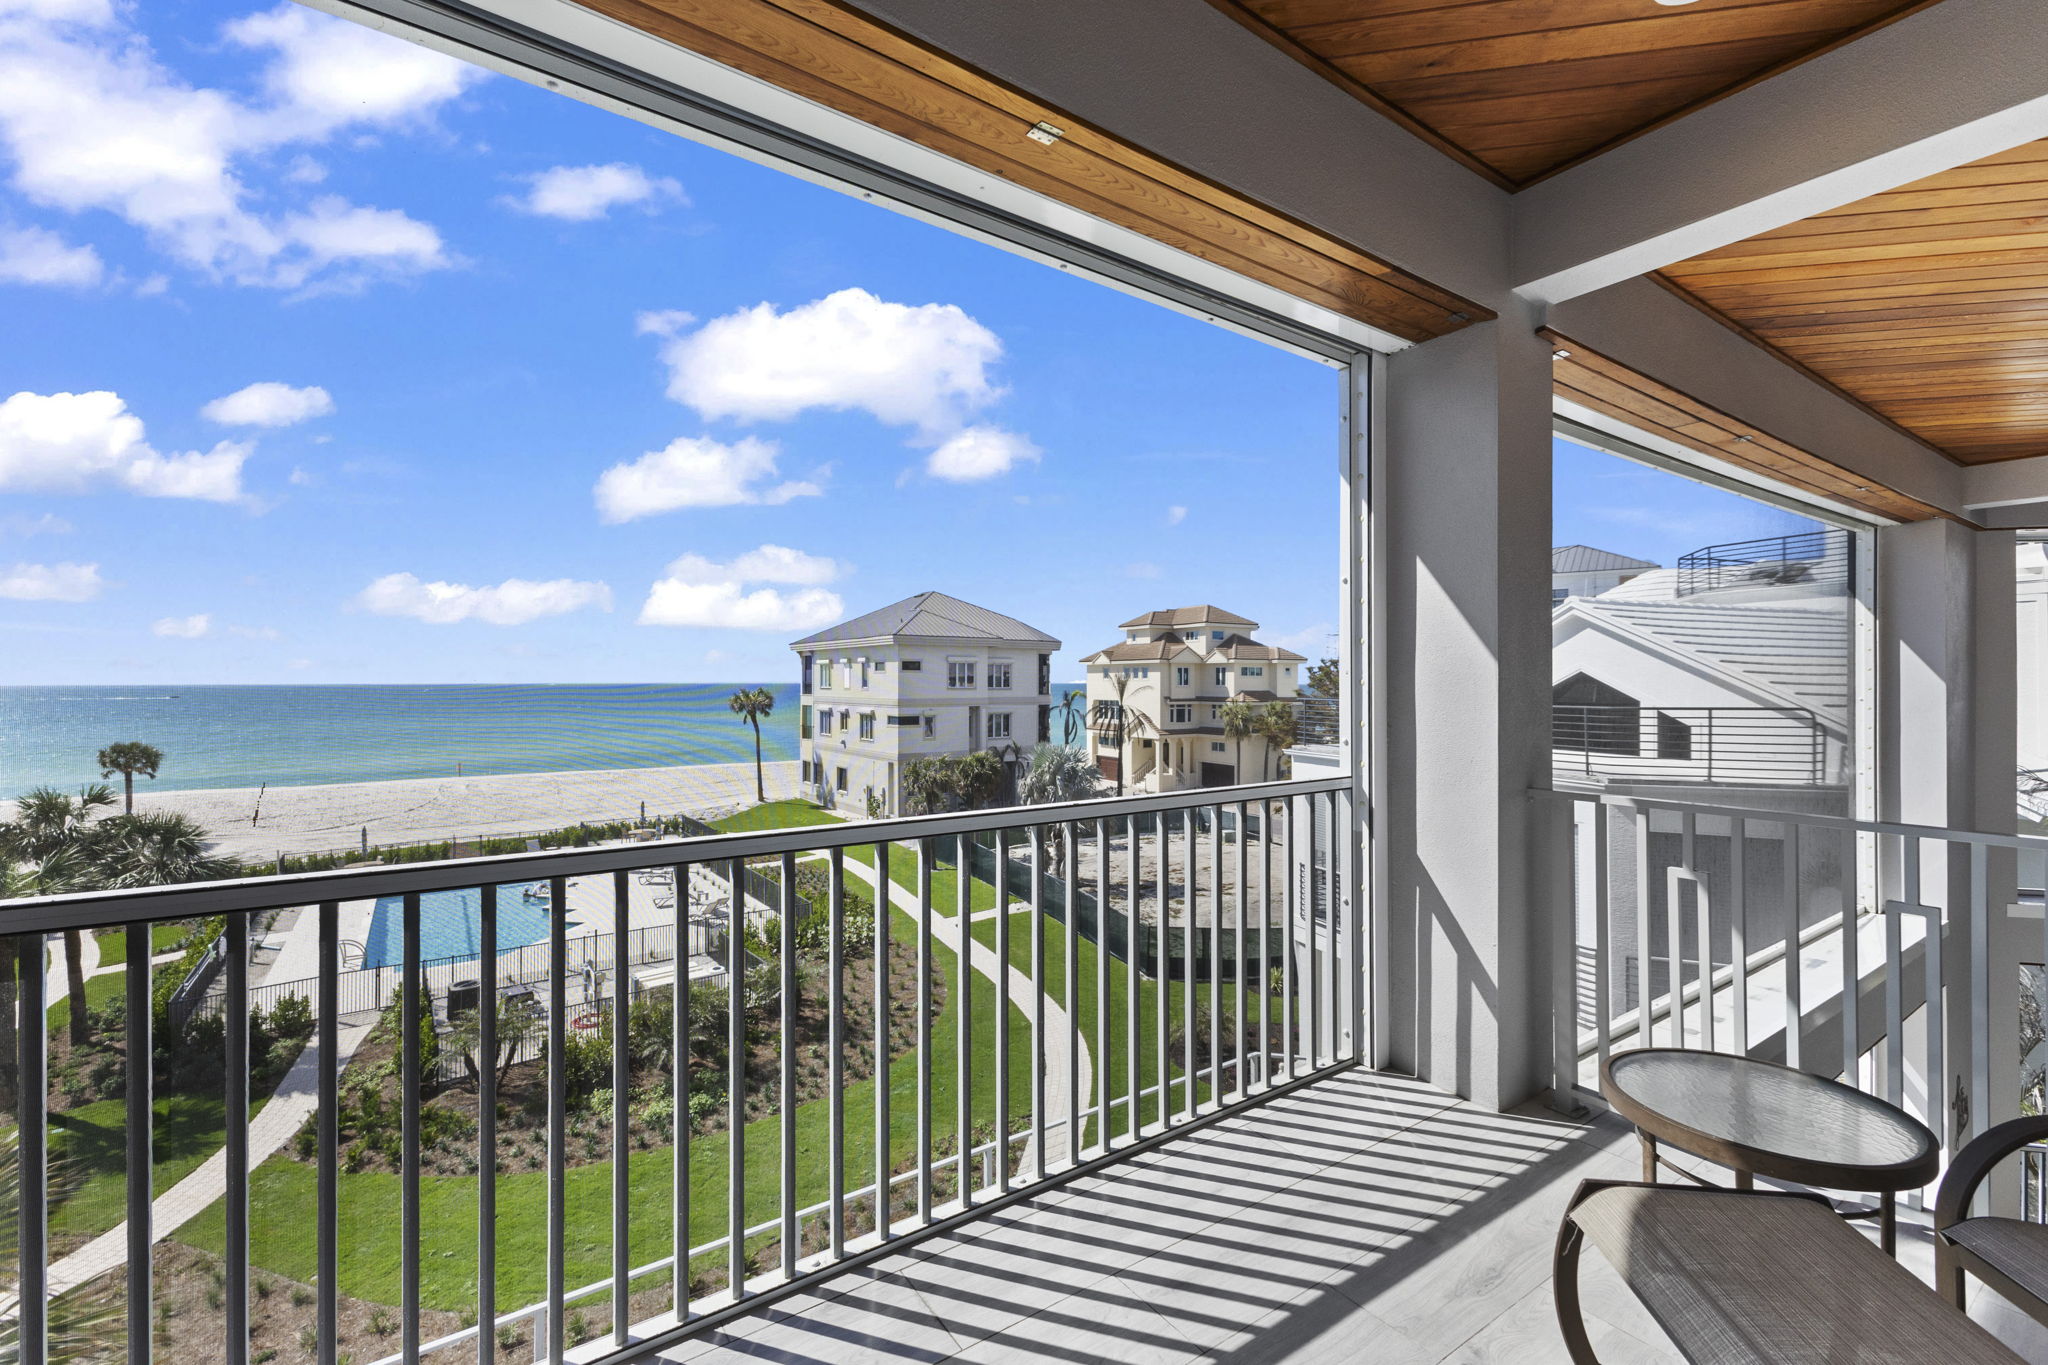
[44,1014,376,1297]
[43,930,101,1014]
[834,853,1093,1172]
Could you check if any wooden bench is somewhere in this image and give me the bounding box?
[1554,1180,2024,1364]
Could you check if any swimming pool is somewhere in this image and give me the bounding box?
[360,883,553,968]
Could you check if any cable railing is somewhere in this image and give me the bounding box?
[1536,788,2048,1216]
[1675,528,1850,597]
[1552,704,1834,785]
[0,776,1359,1365]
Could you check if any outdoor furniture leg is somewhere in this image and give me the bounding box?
[1734,1169,1753,1191]
[1553,1182,1604,1365]
[1640,1133,1656,1183]
[1881,1191,1896,1256]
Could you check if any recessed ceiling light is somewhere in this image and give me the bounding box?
[1654,0,1702,6]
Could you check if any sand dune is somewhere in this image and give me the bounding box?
[71,760,802,859]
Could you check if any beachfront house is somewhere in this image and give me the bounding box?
[791,592,1059,816]
[1550,543,1658,603]
[1082,606,1307,791]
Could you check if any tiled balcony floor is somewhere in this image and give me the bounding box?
[638,1069,2048,1365]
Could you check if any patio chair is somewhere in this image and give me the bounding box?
[1936,1115,2048,1327]
[1555,1179,2022,1363]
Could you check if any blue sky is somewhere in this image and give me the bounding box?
[1553,437,1820,569]
[0,1,1813,690]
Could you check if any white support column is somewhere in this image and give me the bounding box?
[1378,305,1555,1110]
[1878,521,2019,1183]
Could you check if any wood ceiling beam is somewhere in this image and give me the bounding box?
[1512,0,2048,305]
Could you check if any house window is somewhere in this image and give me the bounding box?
[819,710,833,735]
[1656,712,1692,761]
[1168,704,1192,724]
[873,659,886,673]
[860,659,870,688]
[819,662,833,690]
[1175,666,1190,687]
[836,766,848,793]
[901,659,922,672]
[800,759,811,782]
[988,712,1011,739]
[1552,587,1570,604]
[1241,666,1264,678]
[1210,705,1219,720]
[948,661,975,689]
[989,662,1012,689]
[1211,631,1225,641]
[1211,742,1226,753]
[1214,666,1228,686]
[801,704,813,739]
[922,715,937,740]
[859,712,875,741]
[1552,673,1640,757]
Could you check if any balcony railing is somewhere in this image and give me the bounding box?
[1538,788,2048,1214]
[1552,704,1834,785]
[1675,528,1850,597]
[0,777,1356,1365]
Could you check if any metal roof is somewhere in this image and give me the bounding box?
[1552,545,1660,574]
[1566,599,1850,725]
[790,592,1059,648]
[1117,605,1258,630]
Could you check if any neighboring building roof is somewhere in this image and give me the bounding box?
[1217,636,1307,662]
[1552,545,1659,574]
[791,591,1059,648]
[1118,605,1258,630]
[1080,637,1189,663]
[1560,598,1850,725]
[1228,689,1278,703]
[1590,568,1682,602]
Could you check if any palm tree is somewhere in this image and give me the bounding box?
[728,687,776,804]
[1256,700,1298,781]
[0,786,114,1049]
[96,741,163,814]
[1219,700,1258,785]
[1091,674,1155,797]
[1051,690,1086,747]
[1021,742,1102,878]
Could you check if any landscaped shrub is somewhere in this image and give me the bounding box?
[267,992,314,1041]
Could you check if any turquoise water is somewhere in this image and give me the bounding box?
[0,683,801,799]
[362,883,554,969]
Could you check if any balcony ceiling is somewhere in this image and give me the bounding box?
[1205,0,1937,187]
[1661,139,2048,466]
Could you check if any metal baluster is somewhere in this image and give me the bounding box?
[779,851,798,1278]
[1729,821,1747,1055]
[1309,794,1323,1069]
[1063,821,1079,1163]
[317,905,339,1365]
[1235,801,1248,1099]
[1589,811,1611,1073]
[1125,816,1139,1140]
[956,837,973,1208]
[19,933,47,1365]
[1181,810,1197,1121]
[1971,842,1991,1165]
[873,841,891,1241]
[995,828,1011,1195]
[1925,842,1944,1147]
[1156,813,1170,1130]
[1282,799,1297,1080]
[545,874,567,1365]
[1842,836,1861,1088]
[610,873,631,1340]
[477,889,497,1365]
[1209,803,1222,1097]
[724,860,745,1299]
[226,911,251,1365]
[1634,806,1654,1050]
[917,840,933,1222]
[400,895,419,1364]
[1672,812,1693,1049]
[1094,819,1110,1153]
[827,848,846,1260]
[124,921,154,1365]
[1779,824,1803,1071]
[1258,802,1272,1088]
[673,864,691,1321]
[1029,827,1045,1184]
[1887,839,1912,1109]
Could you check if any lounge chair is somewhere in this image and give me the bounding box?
[1937,1115,2048,1328]
[1555,1179,2022,1363]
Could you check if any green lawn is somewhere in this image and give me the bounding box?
[48,968,126,1035]
[181,896,1032,1311]
[711,800,843,834]
[50,1092,263,1242]
[93,922,189,967]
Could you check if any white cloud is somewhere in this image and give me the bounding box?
[151,612,209,638]
[202,381,334,427]
[354,571,612,626]
[926,425,1039,482]
[0,511,69,536]
[0,390,249,503]
[639,545,844,631]
[0,224,101,285]
[1165,505,1188,526]
[0,559,100,601]
[655,288,1003,435]
[227,623,280,640]
[594,435,820,523]
[634,308,694,337]
[510,163,683,221]
[1125,562,1162,580]
[1271,622,1336,656]
[0,1,474,291]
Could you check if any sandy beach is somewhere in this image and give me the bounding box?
[49,760,801,859]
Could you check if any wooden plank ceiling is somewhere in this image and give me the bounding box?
[1661,139,2048,465]
[1205,0,1935,187]
[565,0,1489,342]
[1543,329,1946,522]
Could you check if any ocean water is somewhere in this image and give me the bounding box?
[0,683,803,800]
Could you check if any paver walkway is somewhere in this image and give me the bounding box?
[43,1014,376,1297]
